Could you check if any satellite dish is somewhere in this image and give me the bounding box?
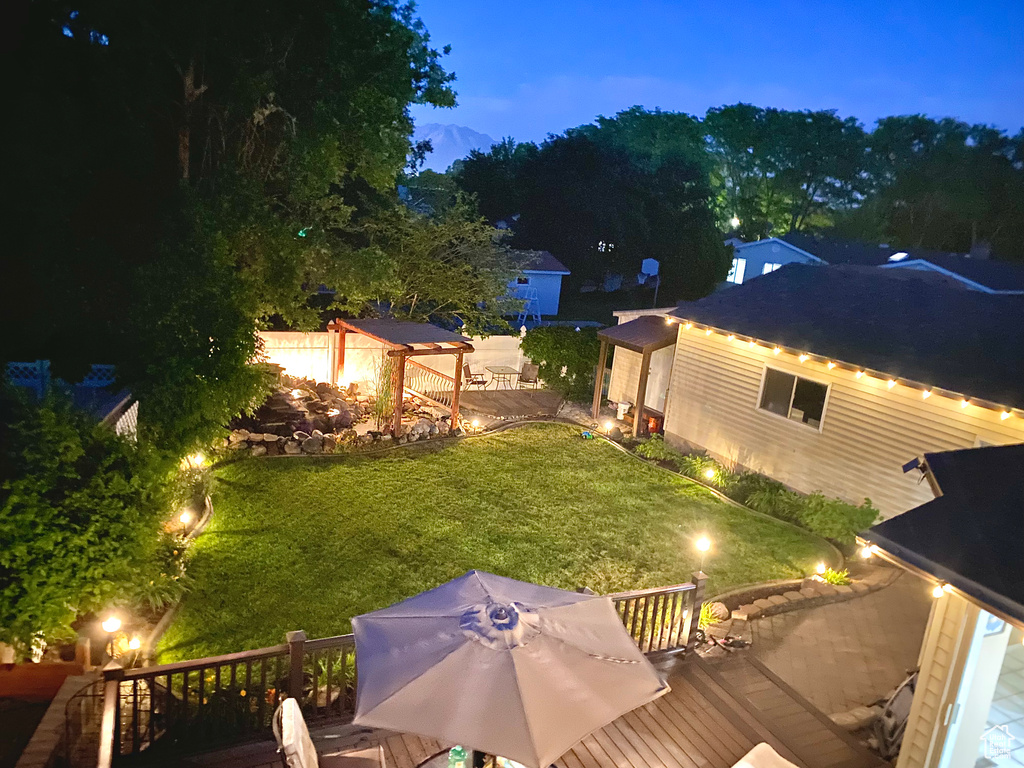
[641,258,660,276]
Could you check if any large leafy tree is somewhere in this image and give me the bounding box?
[5,0,459,452]
[845,116,1024,259]
[457,109,729,301]
[705,104,869,237]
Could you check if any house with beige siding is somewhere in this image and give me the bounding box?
[860,444,1024,768]
[602,264,1024,519]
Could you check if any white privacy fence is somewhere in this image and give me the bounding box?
[258,331,527,385]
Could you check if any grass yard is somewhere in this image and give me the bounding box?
[158,423,834,661]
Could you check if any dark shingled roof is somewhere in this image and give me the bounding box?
[782,233,1024,292]
[598,315,678,354]
[862,444,1024,624]
[517,250,571,274]
[334,318,471,347]
[669,264,1024,409]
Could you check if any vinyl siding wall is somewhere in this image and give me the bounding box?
[897,594,976,768]
[662,330,1024,518]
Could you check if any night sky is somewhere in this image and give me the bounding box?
[410,0,1024,141]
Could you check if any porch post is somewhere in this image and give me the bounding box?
[286,630,307,700]
[451,350,464,430]
[336,328,346,386]
[685,570,708,653]
[633,349,651,438]
[392,352,406,435]
[592,339,609,419]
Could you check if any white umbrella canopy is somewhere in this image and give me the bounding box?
[352,570,669,768]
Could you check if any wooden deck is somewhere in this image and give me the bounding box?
[175,656,883,768]
[458,389,563,419]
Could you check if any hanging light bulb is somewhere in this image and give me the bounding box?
[826,361,835,369]
[922,390,932,399]
[961,399,970,409]
[772,347,781,355]
[799,354,809,363]
[887,380,896,389]
[1001,411,1012,420]
[855,370,865,378]
[684,322,693,330]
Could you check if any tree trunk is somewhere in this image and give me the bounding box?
[178,60,207,182]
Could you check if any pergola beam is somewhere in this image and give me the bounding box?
[386,343,474,358]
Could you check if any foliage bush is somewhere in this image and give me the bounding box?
[0,386,170,651]
[799,493,880,546]
[820,567,851,586]
[519,326,601,401]
[630,436,879,546]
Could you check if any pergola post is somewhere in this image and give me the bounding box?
[633,349,652,438]
[451,350,464,430]
[592,339,609,419]
[336,328,346,386]
[392,352,406,435]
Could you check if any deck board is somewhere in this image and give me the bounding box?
[458,389,563,418]
[173,656,884,768]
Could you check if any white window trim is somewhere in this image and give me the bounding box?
[762,262,782,275]
[754,365,831,433]
[727,257,747,284]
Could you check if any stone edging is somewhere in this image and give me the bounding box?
[728,566,900,622]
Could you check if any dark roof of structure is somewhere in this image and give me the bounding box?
[518,250,571,274]
[781,233,1024,292]
[331,318,471,348]
[668,264,1024,409]
[598,315,678,354]
[862,444,1024,624]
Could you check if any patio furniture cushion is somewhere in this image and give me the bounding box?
[274,698,319,768]
[732,743,801,768]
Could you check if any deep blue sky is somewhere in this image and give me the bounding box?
[410,0,1024,142]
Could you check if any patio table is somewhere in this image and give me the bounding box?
[486,365,520,390]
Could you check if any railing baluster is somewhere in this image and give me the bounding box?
[131,678,139,753]
[656,592,671,650]
[258,660,268,728]
[326,649,334,717]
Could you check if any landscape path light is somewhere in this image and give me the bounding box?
[101,615,121,659]
[695,535,711,572]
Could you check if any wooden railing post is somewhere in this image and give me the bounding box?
[98,661,124,768]
[685,571,708,653]
[451,351,464,430]
[286,631,307,702]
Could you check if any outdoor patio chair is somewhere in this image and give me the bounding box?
[518,363,540,390]
[463,364,488,390]
[274,698,384,768]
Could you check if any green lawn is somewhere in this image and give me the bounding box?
[158,423,834,661]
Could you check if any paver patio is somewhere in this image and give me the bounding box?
[748,566,933,715]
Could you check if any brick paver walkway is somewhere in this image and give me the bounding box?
[749,568,933,715]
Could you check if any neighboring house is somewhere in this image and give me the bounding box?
[603,264,1024,518]
[508,250,571,317]
[783,232,1024,295]
[724,237,825,285]
[860,444,1024,768]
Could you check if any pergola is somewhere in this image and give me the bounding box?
[326,318,474,433]
[592,315,678,437]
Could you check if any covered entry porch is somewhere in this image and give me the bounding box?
[593,315,678,437]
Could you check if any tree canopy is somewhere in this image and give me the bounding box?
[3,0,526,453]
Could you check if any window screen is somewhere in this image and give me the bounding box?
[758,368,828,428]
[759,369,795,417]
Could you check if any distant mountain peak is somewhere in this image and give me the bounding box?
[413,123,497,172]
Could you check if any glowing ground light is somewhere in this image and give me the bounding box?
[102,616,121,634]
[179,510,193,525]
[815,562,826,575]
[128,637,141,650]
[695,536,711,552]
[703,467,716,480]
[604,421,614,431]
[471,419,480,428]
[859,546,873,559]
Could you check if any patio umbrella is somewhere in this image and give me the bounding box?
[352,570,669,768]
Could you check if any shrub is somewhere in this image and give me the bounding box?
[677,454,732,487]
[820,567,851,586]
[520,326,601,401]
[745,487,805,525]
[724,471,788,506]
[799,493,880,546]
[633,435,683,463]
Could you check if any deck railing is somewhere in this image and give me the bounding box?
[94,575,705,766]
[404,358,456,412]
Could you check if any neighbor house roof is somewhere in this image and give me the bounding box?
[782,233,1024,293]
[668,264,1024,409]
[598,315,678,354]
[733,237,826,264]
[862,444,1024,624]
[517,250,571,275]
